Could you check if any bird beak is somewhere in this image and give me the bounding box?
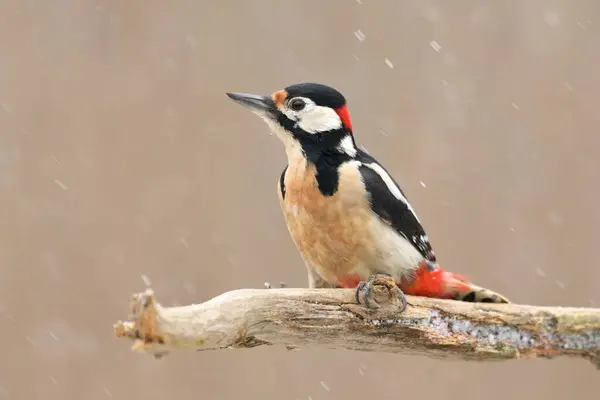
[225,92,275,113]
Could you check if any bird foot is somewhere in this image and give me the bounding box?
[355,274,407,312]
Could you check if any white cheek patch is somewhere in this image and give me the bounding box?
[297,105,343,134]
[364,162,421,223]
[281,102,343,134]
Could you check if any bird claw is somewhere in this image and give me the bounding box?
[355,274,407,312]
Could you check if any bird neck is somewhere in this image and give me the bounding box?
[282,129,358,197]
[295,129,357,165]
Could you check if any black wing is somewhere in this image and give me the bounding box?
[356,149,436,262]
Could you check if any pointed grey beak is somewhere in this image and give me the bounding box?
[225,92,275,113]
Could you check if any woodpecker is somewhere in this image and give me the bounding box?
[226,82,510,309]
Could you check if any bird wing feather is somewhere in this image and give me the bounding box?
[355,149,436,262]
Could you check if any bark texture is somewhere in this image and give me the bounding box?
[113,281,600,369]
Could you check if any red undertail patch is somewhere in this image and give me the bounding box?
[399,261,471,299]
[336,263,475,301]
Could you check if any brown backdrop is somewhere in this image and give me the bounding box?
[1,1,599,399]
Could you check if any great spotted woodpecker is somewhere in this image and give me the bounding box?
[226,82,510,310]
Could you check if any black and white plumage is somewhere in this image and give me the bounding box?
[226,82,510,304]
[354,149,436,262]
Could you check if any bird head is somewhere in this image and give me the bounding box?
[226,83,356,159]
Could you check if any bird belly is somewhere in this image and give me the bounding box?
[281,189,424,287]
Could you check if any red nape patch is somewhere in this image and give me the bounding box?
[399,262,471,300]
[335,105,353,131]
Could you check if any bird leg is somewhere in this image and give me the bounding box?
[356,273,407,312]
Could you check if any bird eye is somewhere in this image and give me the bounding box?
[288,98,305,112]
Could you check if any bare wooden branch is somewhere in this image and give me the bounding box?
[113,282,600,369]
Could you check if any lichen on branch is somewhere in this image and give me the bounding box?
[113,279,600,369]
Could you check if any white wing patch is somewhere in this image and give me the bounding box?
[363,162,421,223]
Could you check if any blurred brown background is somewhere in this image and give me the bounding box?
[1,0,599,399]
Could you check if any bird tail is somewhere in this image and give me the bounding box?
[449,279,511,304]
[400,261,510,304]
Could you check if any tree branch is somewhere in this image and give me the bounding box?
[113,281,600,369]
